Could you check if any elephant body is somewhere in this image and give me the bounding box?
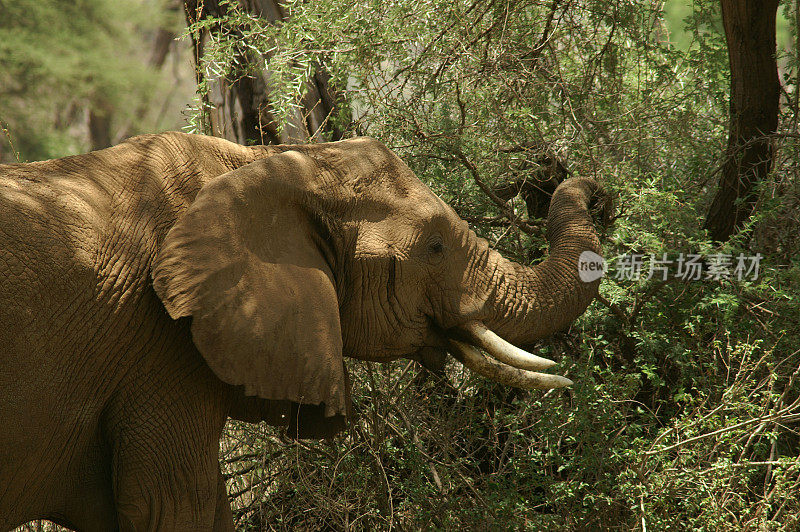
[0,132,604,530]
[1,134,260,529]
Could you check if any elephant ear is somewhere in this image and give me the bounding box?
[152,151,348,430]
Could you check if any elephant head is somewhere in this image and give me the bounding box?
[151,137,605,436]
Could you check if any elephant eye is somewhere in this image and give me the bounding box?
[426,235,445,259]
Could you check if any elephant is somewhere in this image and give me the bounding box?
[0,132,605,531]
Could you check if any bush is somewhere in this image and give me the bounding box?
[199,0,800,528]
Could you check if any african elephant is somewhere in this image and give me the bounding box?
[0,132,604,531]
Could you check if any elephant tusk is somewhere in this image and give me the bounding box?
[460,321,557,371]
[447,339,573,390]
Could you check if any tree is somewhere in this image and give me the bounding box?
[183,0,345,144]
[703,0,780,242]
[148,1,800,528]
[0,0,185,160]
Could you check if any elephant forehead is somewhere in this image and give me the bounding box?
[355,217,417,250]
[324,169,446,226]
[302,138,425,196]
[324,157,424,202]
[287,137,452,223]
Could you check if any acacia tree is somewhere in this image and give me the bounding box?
[89,1,183,150]
[0,0,170,160]
[704,0,780,242]
[183,0,344,144]
[184,1,800,529]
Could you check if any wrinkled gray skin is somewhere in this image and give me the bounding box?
[0,133,604,531]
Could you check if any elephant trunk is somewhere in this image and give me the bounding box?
[493,176,604,343]
[447,177,605,389]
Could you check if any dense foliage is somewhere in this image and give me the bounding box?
[191,0,800,529]
[6,0,800,529]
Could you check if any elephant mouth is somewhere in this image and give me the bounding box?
[445,321,573,390]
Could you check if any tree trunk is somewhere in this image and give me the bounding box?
[115,0,183,143]
[703,0,780,242]
[88,104,113,151]
[183,0,345,144]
